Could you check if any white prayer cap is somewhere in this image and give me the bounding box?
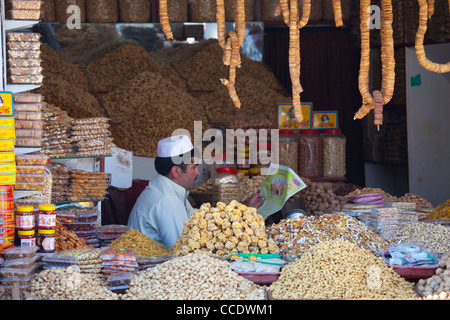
[157,135,194,158]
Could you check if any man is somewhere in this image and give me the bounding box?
[128,134,265,248]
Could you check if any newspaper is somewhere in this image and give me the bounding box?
[257,164,307,219]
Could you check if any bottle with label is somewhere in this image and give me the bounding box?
[37,229,55,253]
[38,204,56,230]
[16,229,36,247]
[15,206,35,230]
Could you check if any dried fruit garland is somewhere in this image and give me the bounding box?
[332,0,343,27]
[415,0,450,73]
[354,0,395,129]
[217,0,246,108]
[159,0,173,40]
[274,0,308,122]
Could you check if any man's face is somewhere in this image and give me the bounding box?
[178,157,200,189]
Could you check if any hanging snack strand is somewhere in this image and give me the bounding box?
[332,0,343,27]
[159,0,173,40]
[217,0,246,108]
[415,0,450,73]
[354,0,395,130]
[274,0,307,122]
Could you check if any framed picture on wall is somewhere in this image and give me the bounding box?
[312,111,338,129]
[278,103,312,130]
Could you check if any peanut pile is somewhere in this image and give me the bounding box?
[269,239,416,300]
[122,253,265,300]
[29,266,120,300]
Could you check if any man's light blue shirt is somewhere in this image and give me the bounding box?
[127,174,195,248]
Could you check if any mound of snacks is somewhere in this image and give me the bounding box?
[269,240,416,300]
[175,200,279,256]
[267,213,390,256]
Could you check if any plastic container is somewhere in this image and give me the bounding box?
[16,165,45,175]
[37,229,55,253]
[2,255,39,268]
[212,167,239,205]
[7,1,43,10]
[279,130,298,172]
[237,146,250,170]
[15,206,35,230]
[16,173,45,183]
[38,204,56,230]
[15,154,49,166]
[13,93,43,103]
[16,229,36,247]
[2,245,39,259]
[391,265,438,279]
[321,129,346,178]
[0,263,40,279]
[234,271,280,285]
[298,130,321,178]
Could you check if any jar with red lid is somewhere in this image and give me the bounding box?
[37,229,55,253]
[38,204,56,230]
[212,167,239,205]
[298,130,321,178]
[321,129,346,178]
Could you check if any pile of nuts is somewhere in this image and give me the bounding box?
[29,266,120,300]
[266,213,390,256]
[397,193,432,209]
[175,201,279,256]
[122,253,265,300]
[238,174,265,204]
[417,251,450,300]
[269,239,417,300]
[289,178,346,215]
[346,187,397,200]
[389,222,450,254]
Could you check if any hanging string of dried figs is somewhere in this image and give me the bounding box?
[354,0,395,129]
[273,0,307,122]
[217,0,246,108]
[415,0,450,73]
[332,0,343,27]
[159,0,173,40]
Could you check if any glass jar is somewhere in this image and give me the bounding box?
[16,229,36,247]
[237,146,250,170]
[15,206,35,231]
[298,130,321,178]
[212,167,239,205]
[38,204,56,230]
[321,129,347,178]
[37,229,55,253]
[254,143,272,176]
[278,131,298,172]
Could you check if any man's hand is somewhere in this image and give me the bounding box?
[246,193,265,209]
